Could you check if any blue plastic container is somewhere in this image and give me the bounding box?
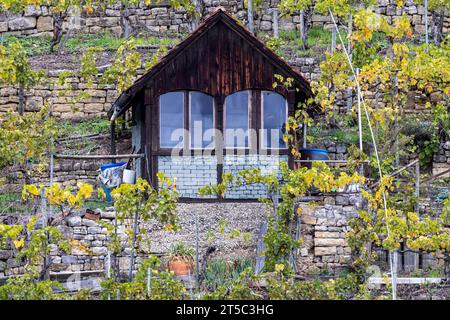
[100,162,127,203]
[300,149,329,169]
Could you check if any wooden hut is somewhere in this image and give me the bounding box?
[108,8,312,199]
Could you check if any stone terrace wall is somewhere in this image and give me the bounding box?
[0,198,361,277]
[0,69,119,119]
[0,0,448,37]
[433,140,450,178]
[296,194,360,274]
[0,202,269,277]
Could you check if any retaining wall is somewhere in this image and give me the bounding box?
[0,1,448,37]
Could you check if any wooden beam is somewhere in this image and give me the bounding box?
[54,154,145,160]
[368,277,442,285]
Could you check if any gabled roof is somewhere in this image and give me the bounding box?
[108,8,312,120]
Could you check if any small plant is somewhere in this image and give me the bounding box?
[202,257,254,291]
[168,242,195,276]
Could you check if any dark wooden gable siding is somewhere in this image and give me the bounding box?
[143,20,304,101]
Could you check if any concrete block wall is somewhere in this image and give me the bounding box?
[223,154,289,199]
[157,155,288,199]
[157,155,218,198]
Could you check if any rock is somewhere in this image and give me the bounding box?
[92,240,103,247]
[443,141,450,150]
[7,258,20,269]
[0,261,6,272]
[0,250,12,260]
[66,216,82,227]
[260,21,272,31]
[49,263,69,272]
[311,14,329,23]
[314,238,346,247]
[335,195,349,205]
[314,246,337,256]
[101,211,116,220]
[88,227,102,234]
[57,225,72,238]
[0,21,8,32]
[73,226,87,235]
[37,16,54,32]
[315,231,341,239]
[119,257,130,270]
[301,215,317,225]
[25,96,43,111]
[25,5,42,16]
[82,218,98,227]
[336,145,346,154]
[9,17,37,31]
[92,247,107,255]
[300,248,308,257]
[61,255,78,264]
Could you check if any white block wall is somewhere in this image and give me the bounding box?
[223,155,288,199]
[158,156,217,198]
[158,155,288,199]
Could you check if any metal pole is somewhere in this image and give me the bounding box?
[195,210,199,292]
[331,28,336,52]
[107,251,111,300]
[415,161,420,213]
[147,266,151,297]
[424,0,429,48]
[49,138,54,217]
[391,250,398,300]
[111,120,117,164]
[357,68,364,177]
[302,122,307,149]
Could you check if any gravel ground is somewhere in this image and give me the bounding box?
[146,202,269,261]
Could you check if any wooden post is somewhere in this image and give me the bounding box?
[111,120,117,164]
[248,0,255,34]
[300,10,307,50]
[273,8,279,38]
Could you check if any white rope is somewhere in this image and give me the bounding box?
[328,8,396,300]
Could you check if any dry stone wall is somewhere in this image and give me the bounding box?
[0,198,361,277]
[433,140,450,178]
[0,1,448,37]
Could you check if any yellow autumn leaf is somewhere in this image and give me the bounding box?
[14,238,24,249]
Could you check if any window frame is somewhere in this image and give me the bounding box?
[260,90,289,150]
[158,91,186,150]
[223,90,251,150]
[188,91,216,151]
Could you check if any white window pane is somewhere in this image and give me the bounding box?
[225,91,249,148]
[190,92,214,149]
[160,92,184,148]
[263,91,287,149]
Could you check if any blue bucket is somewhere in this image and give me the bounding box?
[100,162,127,203]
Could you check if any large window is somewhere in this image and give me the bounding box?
[159,92,185,148]
[224,91,250,148]
[190,92,215,149]
[262,91,287,149]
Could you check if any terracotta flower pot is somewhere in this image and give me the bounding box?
[169,259,192,276]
